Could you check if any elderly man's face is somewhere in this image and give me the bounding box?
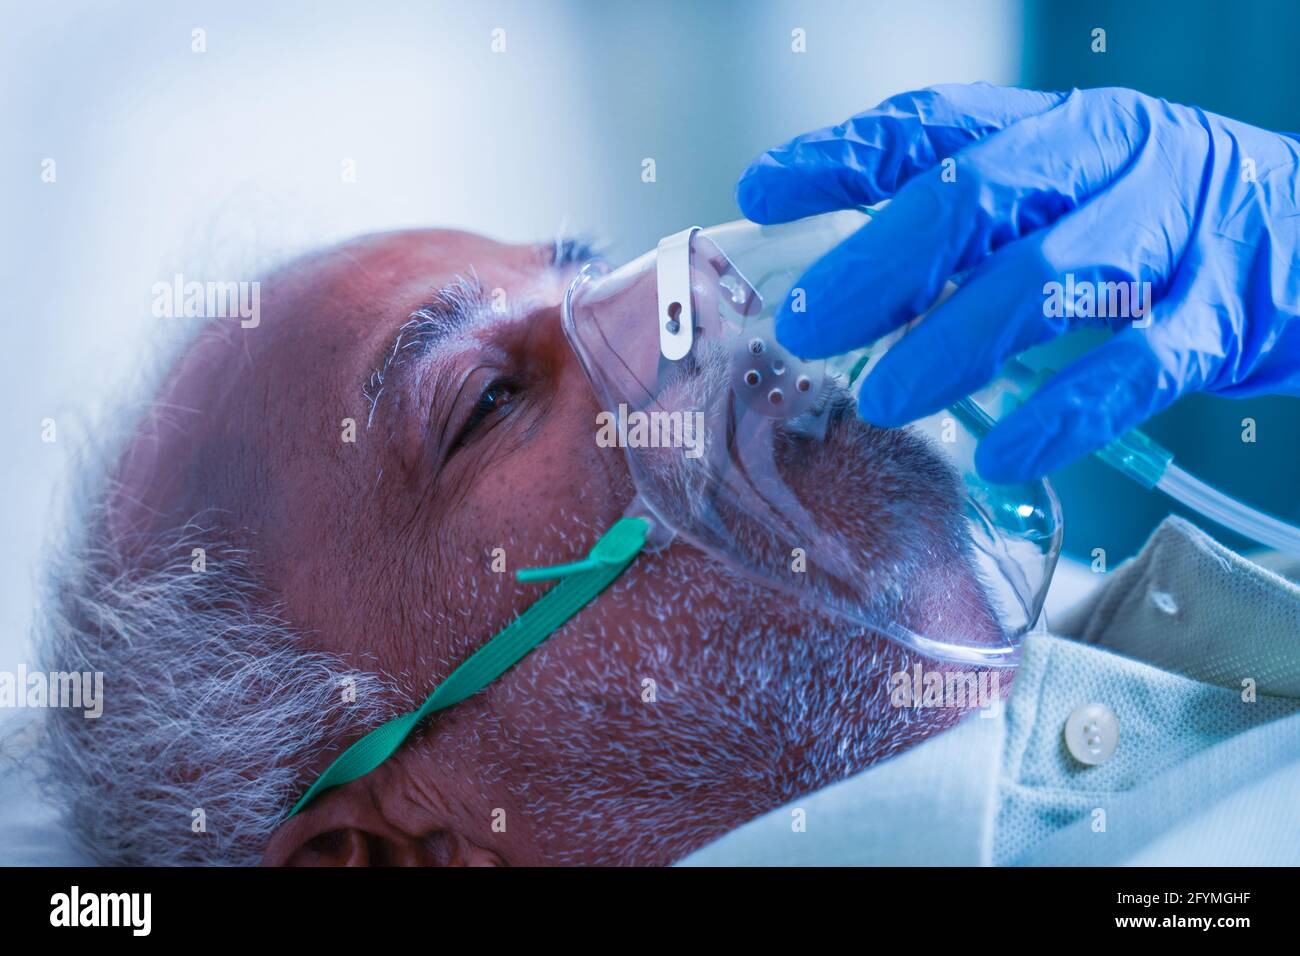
[119,230,996,866]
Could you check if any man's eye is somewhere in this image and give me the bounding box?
[451,377,518,451]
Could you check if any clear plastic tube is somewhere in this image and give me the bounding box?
[1156,464,1300,556]
[974,359,1300,556]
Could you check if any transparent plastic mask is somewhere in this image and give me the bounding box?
[562,209,1062,666]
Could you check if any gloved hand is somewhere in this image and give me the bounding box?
[736,83,1300,483]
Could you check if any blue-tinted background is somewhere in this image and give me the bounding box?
[1023,0,1300,561]
[1,0,1296,670]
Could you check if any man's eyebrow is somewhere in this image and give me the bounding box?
[360,237,605,426]
[362,274,487,427]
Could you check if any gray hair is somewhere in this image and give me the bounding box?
[32,498,401,865]
[21,234,412,865]
[28,304,403,864]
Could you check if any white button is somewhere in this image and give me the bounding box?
[1064,703,1119,766]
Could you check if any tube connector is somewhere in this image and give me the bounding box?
[1094,429,1174,489]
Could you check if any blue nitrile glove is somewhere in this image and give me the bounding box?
[737,84,1300,483]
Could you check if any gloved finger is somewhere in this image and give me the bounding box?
[857,167,1184,426]
[1211,312,1300,397]
[973,318,1217,484]
[776,89,1154,360]
[855,235,1062,426]
[1162,243,1300,399]
[774,173,956,358]
[736,84,1066,224]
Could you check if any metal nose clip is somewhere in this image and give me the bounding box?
[656,226,764,362]
[656,227,699,361]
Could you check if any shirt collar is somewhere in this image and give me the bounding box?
[1054,516,1300,697]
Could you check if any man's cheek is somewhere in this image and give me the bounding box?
[450,456,598,571]
[514,414,632,525]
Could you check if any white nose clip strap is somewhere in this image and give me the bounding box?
[656,226,699,361]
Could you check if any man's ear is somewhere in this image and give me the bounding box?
[260,783,506,867]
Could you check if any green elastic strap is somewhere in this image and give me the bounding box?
[287,516,649,817]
